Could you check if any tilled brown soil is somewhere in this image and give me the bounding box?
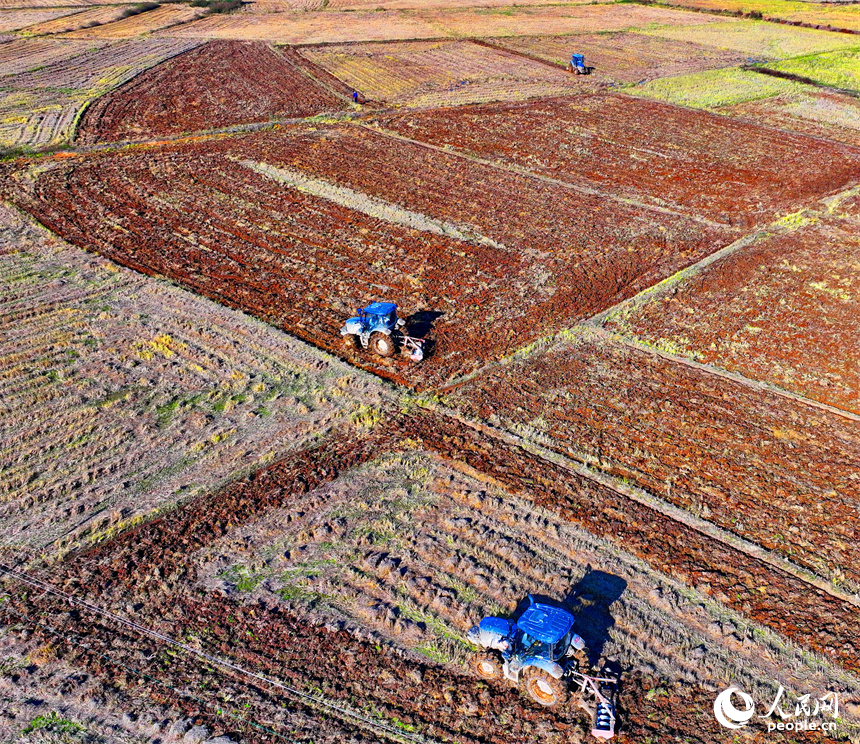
[444,334,860,589]
[606,217,860,414]
[5,576,772,744]
[374,93,860,228]
[1,412,858,743]
[2,126,732,387]
[77,41,350,144]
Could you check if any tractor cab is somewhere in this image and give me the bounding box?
[514,602,577,663]
[467,596,586,707]
[353,301,401,334]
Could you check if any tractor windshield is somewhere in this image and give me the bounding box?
[518,632,552,660]
[554,630,574,660]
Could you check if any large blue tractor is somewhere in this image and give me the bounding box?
[340,301,424,362]
[467,596,618,739]
[568,53,590,75]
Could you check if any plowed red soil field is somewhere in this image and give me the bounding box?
[607,217,860,414]
[720,91,860,149]
[78,41,350,143]
[444,333,860,588]
[3,125,733,386]
[375,93,860,228]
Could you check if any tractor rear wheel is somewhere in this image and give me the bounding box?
[471,652,502,681]
[343,334,361,351]
[523,668,568,707]
[369,332,395,358]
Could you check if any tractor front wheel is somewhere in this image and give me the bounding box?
[369,332,395,358]
[343,334,361,351]
[471,652,503,681]
[523,668,568,707]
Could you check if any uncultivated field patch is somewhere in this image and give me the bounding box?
[18,6,129,35]
[299,39,589,108]
[163,9,441,42]
[78,41,349,143]
[444,330,860,587]
[0,0,90,8]
[0,7,83,32]
[0,38,104,77]
[61,4,203,38]
[629,66,798,108]
[0,202,389,566]
[647,0,860,30]
[762,47,860,92]
[490,31,747,84]
[1,124,733,387]
[606,216,860,414]
[638,19,860,58]
[0,37,201,151]
[375,93,860,227]
[163,2,725,42]
[416,3,728,38]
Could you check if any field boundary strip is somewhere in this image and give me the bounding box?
[431,402,860,608]
[362,121,732,230]
[0,563,442,744]
[241,158,508,249]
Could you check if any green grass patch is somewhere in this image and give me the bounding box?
[636,20,857,59]
[629,67,798,109]
[23,713,84,735]
[763,47,860,93]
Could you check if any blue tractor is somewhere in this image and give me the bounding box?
[467,596,618,739]
[568,53,589,75]
[340,301,424,362]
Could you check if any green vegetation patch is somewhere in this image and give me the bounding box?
[763,47,860,93]
[629,66,798,108]
[637,20,858,59]
[24,712,85,735]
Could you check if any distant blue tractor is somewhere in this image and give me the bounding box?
[467,596,618,739]
[568,53,589,75]
[340,301,424,362]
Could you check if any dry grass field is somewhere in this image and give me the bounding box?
[0,37,200,151]
[0,203,390,567]
[0,7,84,32]
[300,40,588,107]
[19,6,131,36]
[649,0,860,31]
[61,4,204,39]
[166,2,726,41]
[637,18,860,57]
